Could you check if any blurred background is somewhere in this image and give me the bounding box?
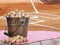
[0,0,60,31]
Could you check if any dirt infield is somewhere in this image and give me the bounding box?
[0,3,60,31]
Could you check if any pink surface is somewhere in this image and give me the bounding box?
[0,30,60,44]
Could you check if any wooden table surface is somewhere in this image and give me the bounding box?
[0,3,60,31]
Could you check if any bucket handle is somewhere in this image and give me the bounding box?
[0,16,9,36]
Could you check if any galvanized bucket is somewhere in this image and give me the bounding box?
[6,17,29,37]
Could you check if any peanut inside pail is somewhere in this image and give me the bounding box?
[6,10,30,37]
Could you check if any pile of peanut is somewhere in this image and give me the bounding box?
[6,10,29,18]
[3,35,27,43]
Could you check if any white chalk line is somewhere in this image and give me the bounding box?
[0,16,6,19]
[30,20,45,24]
[30,0,39,13]
[39,16,60,20]
[37,12,60,17]
[26,12,60,17]
[30,15,60,20]
[30,23,60,30]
